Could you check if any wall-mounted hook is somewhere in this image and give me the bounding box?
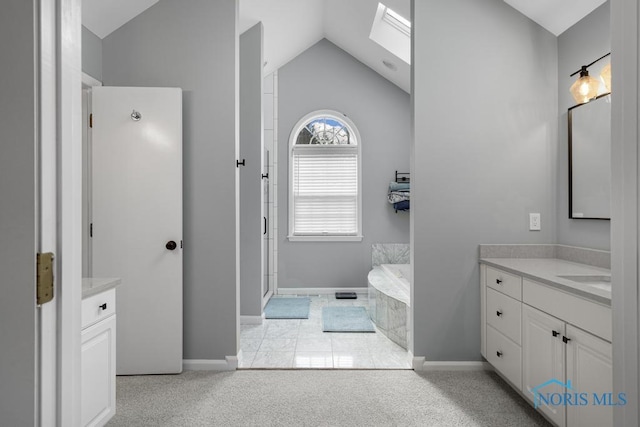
[236,159,246,168]
[131,110,142,121]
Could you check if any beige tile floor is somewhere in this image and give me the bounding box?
[239,294,411,369]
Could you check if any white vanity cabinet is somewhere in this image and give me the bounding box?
[522,304,566,427]
[481,264,612,427]
[565,324,613,427]
[81,288,116,427]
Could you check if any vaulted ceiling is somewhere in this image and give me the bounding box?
[83,0,607,94]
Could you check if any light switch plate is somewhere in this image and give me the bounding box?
[529,213,541,231]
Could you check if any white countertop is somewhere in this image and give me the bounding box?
[479,258,611,305]
[82,277,121,299]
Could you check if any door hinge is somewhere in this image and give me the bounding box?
[89,113,93,128]
[90,223,93,238]
[37,252,55,305]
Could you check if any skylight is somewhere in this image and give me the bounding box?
[369,3,411,65]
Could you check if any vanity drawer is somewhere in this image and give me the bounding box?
[486,325,522,391]
[522,279,611,342]
[486,287,521,345]
[82,288,116,330]
[486,266,522,300]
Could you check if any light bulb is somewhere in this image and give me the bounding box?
[570,66,599,104]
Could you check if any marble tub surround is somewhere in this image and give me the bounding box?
[82,277,121,299]
[479,257,611,305]
[479,243,610,269]
[372,243,409,266]
[368,266,410,349]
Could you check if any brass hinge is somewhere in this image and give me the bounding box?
[89,113,93,128]
[37,252,54,305]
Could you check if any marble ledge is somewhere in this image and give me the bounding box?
[480,257,611,306]
[82,277,121,299]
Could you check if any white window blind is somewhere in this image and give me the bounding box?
[292,149,358,236]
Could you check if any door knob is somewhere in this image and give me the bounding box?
[166,240,177,251]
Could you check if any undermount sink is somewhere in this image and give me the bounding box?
[557,275,611,289]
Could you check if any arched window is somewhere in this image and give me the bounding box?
[288,110,362,241]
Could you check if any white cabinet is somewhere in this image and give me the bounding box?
[566,325,613,427]
[522,304,567,427]
[81,289,116,427]
[481,264,612,427]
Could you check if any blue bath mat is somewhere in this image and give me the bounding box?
[264,297,310,319]
[322,306,375,332]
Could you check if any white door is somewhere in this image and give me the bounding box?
[91,86,183,375]
[522,305,566,427]
[566,325,613,427]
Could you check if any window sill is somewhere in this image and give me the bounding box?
[287,235,363,242]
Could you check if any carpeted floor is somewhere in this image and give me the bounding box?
[107,370,550,426]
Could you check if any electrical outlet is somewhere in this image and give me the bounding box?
[529,213,541,231]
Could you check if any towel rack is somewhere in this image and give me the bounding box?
[395,171,410,183]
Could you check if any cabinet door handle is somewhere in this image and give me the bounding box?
[552,330,560,337]
[99,303,107,311]
[562,336,571,344]
[496,278,503,284]
[496,351,503,358]
[496,310,503,317]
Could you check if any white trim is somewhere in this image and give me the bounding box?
[262,288,273,310]
[412,357,491,372]
[81,72,102,88]
[57,0,83,425]
[39,1,58,424]
[287,235,364,242]
[419,361,491,372]
[611,0,640,424]
[288,110,363,240]
[277,287,367,296]
[183,356,238,371]
[240,314,265,325]
[412,356,426,371]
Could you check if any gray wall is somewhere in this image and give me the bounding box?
[102,0,239,360]
[239,23,264,316]
[278,39,411,289]
[412,0,558,360]
[557,2,611,250]
[82,26,102,81]
[0,1,37,423]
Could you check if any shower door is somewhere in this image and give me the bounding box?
[263,149,270,297]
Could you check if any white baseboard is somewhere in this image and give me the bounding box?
[412,357,490,372]
[277,287,368,296]
[183,355,238,371]
[240,314,265,325]
[412,356,425,371]
[419,361,490,371]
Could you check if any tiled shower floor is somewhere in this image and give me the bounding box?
[239,294,411,369]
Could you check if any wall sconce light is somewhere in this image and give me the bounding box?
[600,63,611,93]
[570,52,611,104]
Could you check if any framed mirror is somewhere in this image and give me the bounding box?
[568,93,611,220]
